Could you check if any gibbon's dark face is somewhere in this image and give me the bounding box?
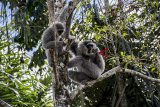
[57,28,64,36]
[83,40,95,54]
[86,43,94,53]
[56,23,65,36]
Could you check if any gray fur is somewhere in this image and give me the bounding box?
[42,22,66,66]
[68,40,105,84]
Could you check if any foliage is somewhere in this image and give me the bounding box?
[0,26,53,106]
[0,1,52,106]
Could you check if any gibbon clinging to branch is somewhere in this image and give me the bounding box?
[42,22,66,66]
[42,1,74,67]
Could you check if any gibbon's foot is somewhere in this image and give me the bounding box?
[81,79,90,85]
[68,70,92,84]
[63,36,75,45]
[68,67,79,72]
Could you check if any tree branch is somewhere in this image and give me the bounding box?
[65,0,82,38]
[72,66,160,99]
[123,68,160,84]
[90,66,160,86]
[0,99,12,107]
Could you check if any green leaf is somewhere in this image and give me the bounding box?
[154,23,157,28]
[120,51,125,57]
[122,32,127,37]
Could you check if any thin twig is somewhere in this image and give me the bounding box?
[115,84,127,107]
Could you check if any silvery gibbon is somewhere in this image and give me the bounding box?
[68,40,105,84]
[42,22,66,67]
[42,1,74,67]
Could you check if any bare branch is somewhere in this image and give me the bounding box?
[0,99,12,107]
[91,66,160,86]
[104,0,109,23]
[47,0,55,25]
[115,84,127,107]
[123,69,160,84]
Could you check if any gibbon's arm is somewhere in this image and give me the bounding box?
[81,60,102,77]
[95,53,105,71]
[42,26,65,50]
[70,41,79,56]
[43,41,64,49]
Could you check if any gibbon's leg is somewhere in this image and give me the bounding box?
[45,42,64,67]
[68,71,91,84]
[68,60,101,83]
[68,57,92,83]
[68,58,102,80]
[68,56,83,68]
[81,61,102,79]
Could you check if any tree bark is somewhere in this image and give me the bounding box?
[104,0,109,23]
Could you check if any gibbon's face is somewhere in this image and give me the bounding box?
[56,23,65,36]
[83,40,97,55]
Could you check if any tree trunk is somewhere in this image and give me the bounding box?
[46,0,81,106]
